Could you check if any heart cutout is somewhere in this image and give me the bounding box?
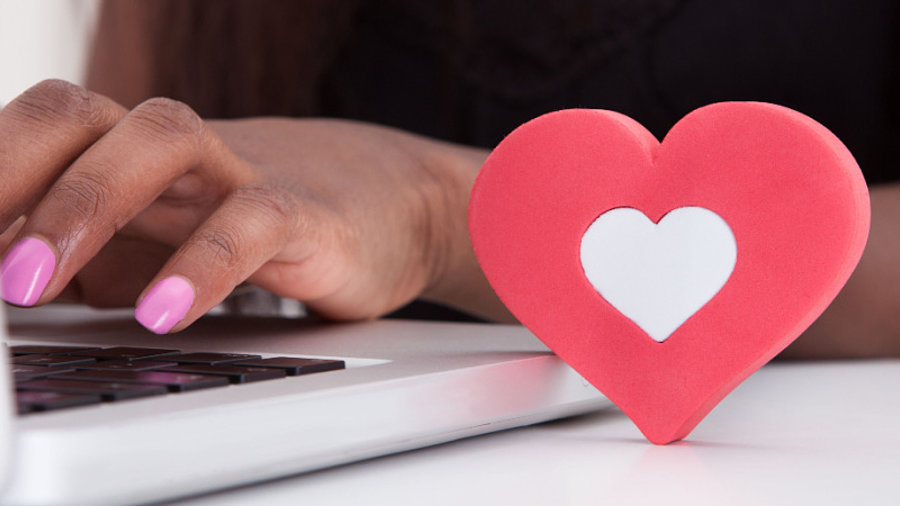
[580,206,737,343]
[469,103,869,444]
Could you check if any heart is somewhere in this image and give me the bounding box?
[469,103,869,444]
[580,206,737,343]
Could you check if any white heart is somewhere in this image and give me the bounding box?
[579,207,737,343]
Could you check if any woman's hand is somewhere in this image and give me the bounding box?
[0,80,512,333]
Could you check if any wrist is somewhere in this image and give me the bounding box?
[418,141,517,323]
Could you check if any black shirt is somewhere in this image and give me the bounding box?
[323,0,899,184]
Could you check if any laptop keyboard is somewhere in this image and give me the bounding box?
[7,345,345,415]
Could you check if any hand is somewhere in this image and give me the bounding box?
[0,80,512,333]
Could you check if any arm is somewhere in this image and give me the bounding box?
[782,182,900,359]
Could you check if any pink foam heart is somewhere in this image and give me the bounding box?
[468,103,869,444]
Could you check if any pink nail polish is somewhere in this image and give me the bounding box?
[0,238,56,307]
[135,276,194,334]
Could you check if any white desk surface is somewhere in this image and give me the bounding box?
[176,359,900,506]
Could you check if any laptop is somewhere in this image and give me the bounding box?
[0,302,608,505]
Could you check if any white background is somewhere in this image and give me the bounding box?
[0,0,98,105]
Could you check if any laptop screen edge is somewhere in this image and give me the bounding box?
[0,302,14,492]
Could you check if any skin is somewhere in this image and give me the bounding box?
[780,182,900,359]
[0,80,513,332]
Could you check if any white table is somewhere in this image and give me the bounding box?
[177,359,900,506]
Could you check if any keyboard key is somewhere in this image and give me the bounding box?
[12,354,96,367]
[74,360,180,371]
[12,364,77,382]
[55,370,230,392]
[17,379,168,401]
[11,364,75,376]
[68,347,180,361]
[160,364,285,383]
[9,345,101,356]
[161,352,262,365]
[16,390,102,413]
[233,357,346,376]
[14,372,41,383]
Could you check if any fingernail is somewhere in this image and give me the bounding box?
[135,276,194,334]
[0,237,56,306]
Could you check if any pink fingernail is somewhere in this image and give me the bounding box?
[135,276,194,334]
[0,238,56,307]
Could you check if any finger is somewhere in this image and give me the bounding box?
[0,97,248,307]
[0,216,25,253]
[0,80,126,229]
[134,184,301,334]
[0,217,143,306]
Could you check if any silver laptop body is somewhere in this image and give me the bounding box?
[0,304,608,505]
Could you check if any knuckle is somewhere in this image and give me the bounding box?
[49,170,114,222]
[191,225,243,269]
[11,79,106,128]
[233,183,300,228]
[129,97,205,146]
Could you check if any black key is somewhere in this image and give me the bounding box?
[14,372,40,383]
[11,364,75,376]
[12,354,96,367]
[68,347,180,361]
[17,379,168,401]
[160,364,285,383]
[9,345,101,356]
[161,352,262,365]
[16,390,102,412]
[14,370,78,383]
[233,357,345,376]
[12,364,76,382]
[73,359,180,371]
[55,370,230,392]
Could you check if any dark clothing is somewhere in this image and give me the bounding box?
[322,0,899,184]
[313,0,900,321]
